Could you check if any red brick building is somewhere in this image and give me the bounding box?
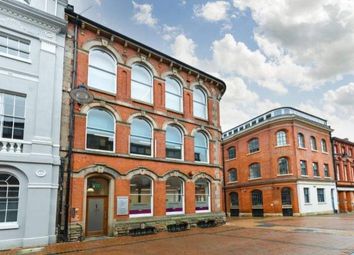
[222,107,338,217]
[333,137,354,213]
[59,8,226,240]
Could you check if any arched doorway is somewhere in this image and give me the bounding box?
[281,187,293,216]
[251,190,263,217]
[86,176,109,236]
[230,192,239,216]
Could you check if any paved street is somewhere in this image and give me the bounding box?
[4,214,354,255]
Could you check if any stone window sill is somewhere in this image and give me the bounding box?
[247,150,260,156]
[0,222,19,230]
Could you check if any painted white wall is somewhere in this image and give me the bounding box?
[297,180,338,215]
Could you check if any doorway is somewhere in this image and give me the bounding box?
[230,192,239,216]
[281,187,293,216]
[251,190,263,217]
[86,177,109,237]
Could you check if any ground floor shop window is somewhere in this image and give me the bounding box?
[195,178,210,212]
[0,173,19,223]
[166,177,184,215]
[129,175,153,217]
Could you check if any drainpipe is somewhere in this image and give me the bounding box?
[63,13,80,241]
[330,130,338,213]
[221,142,227,217]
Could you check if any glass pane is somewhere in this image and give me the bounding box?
[194,102,206,119]
[4,94,14,116]
[14,96,25,117]
[13,128,24,140]
[195,147,207,162]
[129,194,151,214]
[0,35,6,46]
[0,199,6,210]
[166,93,181,112]
[195,195,209,210]
[194,88,205,103]
[0,45,6,53]
[131,118,151,138]
[19,41,29,53]
[87,133,114,151]
[7,198,18,209]
[0,211,5,222]
[0,187,6,198]
[165,77,181,94]
[166,126,182,144]
[90,50,116,73]
[8,38,18,50]
[195,132,207,147]
[87,178,109,196]
[166,194,183,212]
[8,48,18,56]
[87,109,114,133]
[19,51,30,59]
[6,210,17,222]
[87,198,104,232]
[3,127,13,138]
[132,65,152,84]
[131,81,152,103]
[88,67,116,93]
[8,187,19,197]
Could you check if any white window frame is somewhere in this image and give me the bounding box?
[0,173,20,227]
[0,32,30,62]
[129,175,154,218]
[298,133,305,148]
[194,131,209,163]
[310,136,317,151]
[131,63,153,104]
[129,117,154,158]
[165,76,183,113]
[193,86,208,120]
[165,125,184,161]
[276,131,287,146]
[166,177,185,216]
[195,179,211,213]
[321,139,328,152]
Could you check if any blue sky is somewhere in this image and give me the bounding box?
[70,0,354,140]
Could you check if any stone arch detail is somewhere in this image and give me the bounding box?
[161,170,189,182]
[161,71,187,88]
[192,172,215,183]
[0,164,28,182]
[80,102,122,122]
[74,164,121,179]
[126,112,158,129]
[124,167,159,181]
[126,57,159,77]
[162,120,188,135]
[190,82,211,97]
[82,39,124,64]
[191,127,212,139]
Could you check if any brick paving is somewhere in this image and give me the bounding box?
[3,214,354,255]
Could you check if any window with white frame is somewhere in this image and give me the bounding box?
[278,157,289,175]
[193,86,207,119]
[276,131,287,146]
[165,76,182,112]
[0,33,30,59]
[129,175,152,217]
[130,117,152,156]
[166,177,184,214]
[304,187,310,203]
[249,163,261,179]
[0,173,19,223]
[324,164,329,177]
[86,108,114,151]
[0,93,25,140]
[228,169,237,182]
[300,160,307,176]
[310,136,317,150]
[321,139,327,152]
[88,49,116,93]
[166,125,183,159]
[313,162,319,176]
[298,133,305,148]
[195,178,210,212]
[317,188,325,203]
[248,138,259,153]
[131,64,153,103]
[194,131,208,162]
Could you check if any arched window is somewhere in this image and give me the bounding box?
[298,133,305,148]
[193,86,207,119]
[321,139,327,152]
[310,136,317,150]
[248,138,259,153]
[249,163,261,179]
[195,178,210,212]
[276,131,287,146]
[228,169,237,182]
[130,117,152,156]
[166,125,183,160]
[165,76,183,112]
[251,190,263,206]
[0,173,19,223]
[86,108,115,151]
[278,157,289,175]
[129,175,152,217]
[228,146,236,159]
[166,177,184,215]
[88,49,116,93]
[194,131,208,162]
[131,64,153,103]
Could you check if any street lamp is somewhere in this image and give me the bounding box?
[69,84,93,104]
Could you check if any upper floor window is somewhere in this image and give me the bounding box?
[300,160,307,176]
[0,33,30,59]
[166,125,183,160]
[131,64,153,103]
[312,162,319,176]
[130,117,152,156]
[228,169,237,182]
[0,173,19,223]
[228,146,236,159]
[193,86,207,119]
[310,136,317,150]
[88,49,116,93]
[341,146,346,154]
[276,131,287,146]
[321,139,327,152]
[348,148,352,157]
[86,108,115,151]
[278,157,289,175]
[324,164,329,177]
[298,133,305,148]
[194,131,208,163]
[0,93,25,140]
[249,163,261,179]
[248,138,259,153]
[165,76,183,112]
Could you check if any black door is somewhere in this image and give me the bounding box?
[251,190,264,217]
[281,188,293,216]
[230,192,239,216]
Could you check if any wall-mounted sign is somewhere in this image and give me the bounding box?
[117,196,129,215]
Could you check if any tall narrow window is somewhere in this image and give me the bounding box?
[248,138,259,153]
[193,86,207,119]
[310,136,317,150]
[312,162,319,176]
[298,133,305,148]
[129,175,152,217]
[228,169,237,182]
[317,188,325,203]
[166,177,184,215]
[195,178,210,212]
[321,139,327,152]
[0,173,19,223]
[251,190,263,206]
[304,187,310,203]
[88,49,116,93]
[276,131,287,146]
[165,76,182,112]
[166,125,183,159]
[324,164,329,177]
[86,109,115,151]
[249,163,261,179]
[300,160,307,176]
[0,93,25,141]
[0,33,30,59]
[228,146,236,159]
[131,64,153,103]
[278,157,289,175]
[194,131,208,163]
[130,117,152,156]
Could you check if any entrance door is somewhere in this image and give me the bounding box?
[86,177,109,237]
[230,192,239,217]
[251,190,263,217]
[281,188,293,216]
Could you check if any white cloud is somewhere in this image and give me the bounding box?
[171,34,199,66]
[132,1,157,27]
[324,82,354,107]
[161,25,183,41]
[194,1,231,22]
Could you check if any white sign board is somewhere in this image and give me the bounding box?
[117,196,129,215]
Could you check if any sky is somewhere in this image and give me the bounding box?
[69,0,354,140]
